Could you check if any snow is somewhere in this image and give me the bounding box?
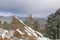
[25,30,32,36]
[14,16,51,40]
[2,33,5,39]
[33,33,38,37]
[26,26,38,37]
[16,29,24,35]
[8,30,15,37]
[2,30,8,38]
[4,30,8,34]
[26,26,35,33]
[25,27,32,34]
[36,31,44,37]
[2,30,10,40]
[36,37,50,40]
[25,27,38,37]
[16,16,40,37]
[0,28,4,36]
[15,16,25,25]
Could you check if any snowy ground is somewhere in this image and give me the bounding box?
[36,37,50,40]
[11,37,51,40]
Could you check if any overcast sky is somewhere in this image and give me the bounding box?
[0,0,60,18]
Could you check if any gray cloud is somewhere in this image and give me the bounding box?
[0,0,60,18]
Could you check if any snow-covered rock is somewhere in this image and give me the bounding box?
[16,29,24,35]
[35,31,44,37]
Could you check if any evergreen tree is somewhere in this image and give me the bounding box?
[3,22,8,29]
[24,14,41,32]
[28,14,33,21]
[0,21,2,28]
[46,8,60,39]
[24,20,28,25]
[33,20,40,31]
[24,14,34,28]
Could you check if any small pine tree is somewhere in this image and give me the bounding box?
[33,20,40,31]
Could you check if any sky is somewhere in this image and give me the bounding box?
[0,0,60,18]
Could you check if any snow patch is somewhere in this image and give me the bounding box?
[36,31,44,37]
[36,37,50,40]
[25,30,32,36]
[16,29,24,35]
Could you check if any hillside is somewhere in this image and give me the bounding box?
[0,16,46,27]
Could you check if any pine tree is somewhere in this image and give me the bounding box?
[24,14,41,32]
[24,20,28,25]
[3,22,8,29]
[24,14,34,28]
[0,21,2,28]
[46,8,60,39]
[33,20,40,31]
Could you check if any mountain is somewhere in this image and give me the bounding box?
[0,16,46,27]
[0,16,50,40]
